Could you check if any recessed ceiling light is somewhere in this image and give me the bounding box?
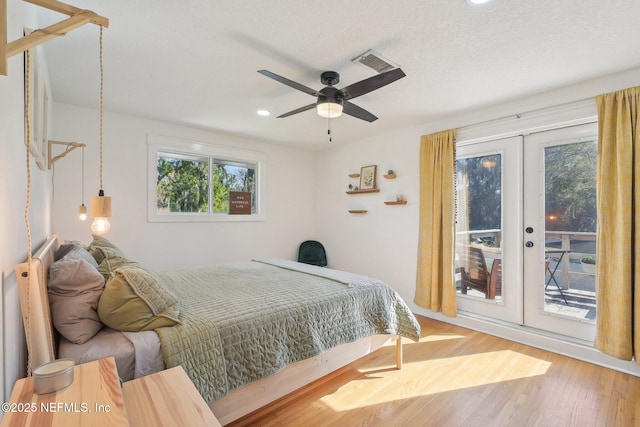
[466,0,493,5]
[256,109,270,116]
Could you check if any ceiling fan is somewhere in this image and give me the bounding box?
[257,68,406,122]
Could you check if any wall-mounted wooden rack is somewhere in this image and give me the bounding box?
[383,173,397,179]
[1,0,109,76]
[384,201,407,205]
[348,210,367,214]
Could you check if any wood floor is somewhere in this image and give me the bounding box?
[227,315,640,427]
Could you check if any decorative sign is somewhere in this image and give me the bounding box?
[229,191,252,215]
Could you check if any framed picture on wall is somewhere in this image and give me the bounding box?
[24,29,50,171]
[359,165,377,190]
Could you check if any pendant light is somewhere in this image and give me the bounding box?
[90,26,112,235]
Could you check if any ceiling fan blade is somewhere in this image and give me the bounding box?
[277,103,317,118]
[339,68,406,101]
[343,101,378,122]
[258,70,320,97]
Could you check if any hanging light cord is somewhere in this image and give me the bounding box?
[81,145,85,204]
[23,50,34,376]
[98,25,104,192]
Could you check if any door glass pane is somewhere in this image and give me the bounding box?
[543,140,597,321]
[456,153,503,301]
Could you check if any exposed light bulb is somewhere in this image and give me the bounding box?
[90,217,111,235]
[78,204,87,221]
[90,191,111,235]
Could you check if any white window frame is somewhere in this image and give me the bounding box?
[147,134,266,222]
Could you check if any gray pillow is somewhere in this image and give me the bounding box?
[62,245,99,269]
[48,258,105,344]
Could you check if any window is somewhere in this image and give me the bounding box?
[148,135,265,222]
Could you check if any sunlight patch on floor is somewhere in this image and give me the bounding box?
[420,333,466,343]
[320,349,551,412]
[379,333,465,349]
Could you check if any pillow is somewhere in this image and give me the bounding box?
[88,235,127,265]
[98,266,180,332]
[48,258,105,344]
[56,241,99,269]
[96,247,137,281]
[55,241,82,260]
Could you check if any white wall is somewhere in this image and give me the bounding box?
[0,0,52,403]
[51,103,316,270]
[314,127,421,296]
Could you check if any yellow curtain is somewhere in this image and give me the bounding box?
[415,129,457,316]
[594,86,640,361]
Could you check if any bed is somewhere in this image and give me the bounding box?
[15,234,421,424]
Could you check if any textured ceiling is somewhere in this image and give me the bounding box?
[33,0,640,149]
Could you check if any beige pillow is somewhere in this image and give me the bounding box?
[98,266,180,332]
[48,258,105,344]
[88,235,127,265]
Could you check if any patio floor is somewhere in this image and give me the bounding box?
[545,288,596,321]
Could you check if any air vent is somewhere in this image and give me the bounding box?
[351,50,399,73]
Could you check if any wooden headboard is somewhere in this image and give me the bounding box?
[14,233,59,373]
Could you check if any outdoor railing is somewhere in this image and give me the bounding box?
[457,230,596,290]
[545,231,596,289]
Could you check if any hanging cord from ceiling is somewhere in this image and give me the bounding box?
[23,48,34,376]
[98,26,104,192]
[80,145,86,218]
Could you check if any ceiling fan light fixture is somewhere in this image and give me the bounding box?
[316,97,343,119]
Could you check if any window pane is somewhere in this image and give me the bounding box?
[456,153,503,301]
[543,140,597,321]
[157,153,209,213]
[213,160,256,213]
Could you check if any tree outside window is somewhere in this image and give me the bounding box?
[156,152,257,214]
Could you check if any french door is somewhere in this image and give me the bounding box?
[522,123,597,341]
[456,123,598,341]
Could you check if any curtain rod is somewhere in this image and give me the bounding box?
[456,96,595,133]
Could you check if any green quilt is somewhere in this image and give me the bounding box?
[155,260,421,403]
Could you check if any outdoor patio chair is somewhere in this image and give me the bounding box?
[460,246,492,299]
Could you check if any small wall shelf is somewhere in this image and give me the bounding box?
[348,210,368,214]
[383,173,397,179]
[348,173,360,178]
[346,189,380,195]
[384,201,407,205]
